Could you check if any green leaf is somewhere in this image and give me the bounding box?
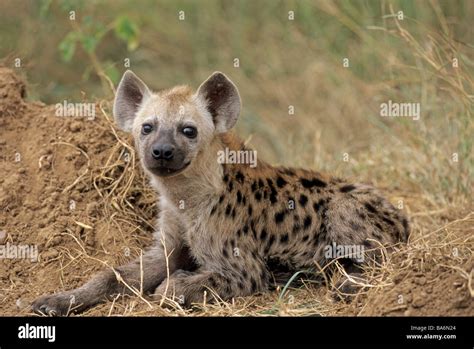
[58,31,78,62]
[81,35,98,53]
[114,16,139,51]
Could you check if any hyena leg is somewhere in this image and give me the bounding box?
[154,262,269,307]
[331,263,368,301]
[314,197,396,300]
[32,243,193,315]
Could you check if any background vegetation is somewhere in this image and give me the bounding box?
[1,0,472,203]
[0,0,472,316]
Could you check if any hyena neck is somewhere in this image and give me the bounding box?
[151,133,248,211]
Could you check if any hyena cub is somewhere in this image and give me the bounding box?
[32,71,409,315]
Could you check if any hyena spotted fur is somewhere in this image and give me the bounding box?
[32,71,409,315]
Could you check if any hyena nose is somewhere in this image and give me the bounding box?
[152,144,175,160]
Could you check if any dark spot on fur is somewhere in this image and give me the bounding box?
[382,216,395,226]
[255,192,262,201]
[350,220,362,231]
[275,211,286,224]
[266,178,278,204]
[225,204,232,216]
[340,184,356,193]
[251,225,258,240]
[264,235,275,254]
[270,193,278,204]
[276,176,287,188]
[231,208,236,219]
[292,223,301,234]
[236,171,245,183]
[243,225,249,234]
[219,195,224,204]
[250,278,258,292]
[209,277,217,288]
[313,198,326,213]
[365,202,377,214]
[318,222,327,241]
[402,217,409,237]
[236,229,241,237]
[251,181,257,192]
[210,205,217,215]
[236,190,243,204]
[260,228,268,241]
[223,247,229,258]
[301,178,327,188]
[248,205,253,216]
[280,233,289,243]
[299,194,308,207]
[303,215,312,229]
[302,235,309,242]
[258,179,264,188]
[375,222,383,230]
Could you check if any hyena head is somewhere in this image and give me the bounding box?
[113,70,241,177]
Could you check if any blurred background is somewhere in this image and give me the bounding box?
[0,0,472,203]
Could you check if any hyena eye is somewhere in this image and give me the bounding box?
[142,124,153,135]
[182,126,197,139]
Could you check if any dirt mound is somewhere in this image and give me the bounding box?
[0,67,26,119]
[0,67,157,315]
[0,68,472,316]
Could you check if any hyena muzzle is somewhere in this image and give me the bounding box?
[32,71,409,315]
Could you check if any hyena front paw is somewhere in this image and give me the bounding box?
[32,292,77,316]
[332,273,367,302]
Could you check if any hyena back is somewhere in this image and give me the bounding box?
[32,71,409,315]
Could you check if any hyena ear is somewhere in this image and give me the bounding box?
[197,72,241,133]
[113,70,151,132]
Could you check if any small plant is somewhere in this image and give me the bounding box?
[41,0,140,95]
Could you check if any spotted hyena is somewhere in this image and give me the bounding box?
[32,71,409,315]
